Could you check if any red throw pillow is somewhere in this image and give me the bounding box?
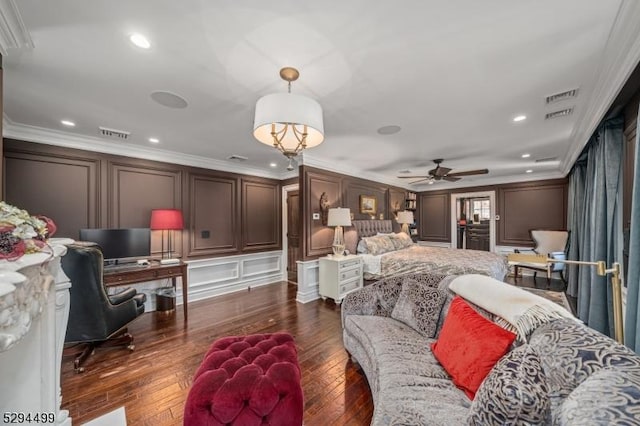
[431,296,516,399]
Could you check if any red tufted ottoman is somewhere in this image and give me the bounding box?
[184,332,303,426]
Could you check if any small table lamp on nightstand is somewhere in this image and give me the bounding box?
[397,210,414,235]
[328,207,351,256]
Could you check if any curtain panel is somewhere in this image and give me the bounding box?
[566,116,623,338]
[625,105,640,352]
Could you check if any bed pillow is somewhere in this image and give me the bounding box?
[468,345,550,425]
[394,232,414,248]
[356,238,368,254]
[391,278,447,338]
[387,233,406,250]
[431,296,516,399]
[362,235,396,256]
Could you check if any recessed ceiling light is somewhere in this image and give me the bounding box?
[61,120,75,127]
[526,169,533,173]
[513,115,527,122]
[148,137,159,143]
[521,153,531,158]
[269,162,277,167]
[130,33,150,49]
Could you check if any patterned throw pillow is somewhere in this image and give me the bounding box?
[391,278,447,338]
[468,345,550,425]
[394,232,414,248]
[386,233,406,250]
[362,235,396,255]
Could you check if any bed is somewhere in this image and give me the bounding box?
[346,220,508,281]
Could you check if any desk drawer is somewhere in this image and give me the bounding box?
[339,266,361,282]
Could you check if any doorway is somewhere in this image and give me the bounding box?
[283,185,300,283]
[450,191,496,252]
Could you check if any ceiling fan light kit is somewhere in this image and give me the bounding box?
[398,159,489,184]
[253,67,324,171]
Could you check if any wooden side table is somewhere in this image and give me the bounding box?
[104,261,189,321]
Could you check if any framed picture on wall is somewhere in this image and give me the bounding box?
[360,195,377,214]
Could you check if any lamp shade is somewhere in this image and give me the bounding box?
[327,208,351,227]
[253,93,324,151]
[397,211,414,224]
[150,209,184,230]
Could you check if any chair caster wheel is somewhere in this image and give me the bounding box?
[127,344,135,351]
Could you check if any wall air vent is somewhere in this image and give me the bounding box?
[99,126,130,140]
[545,108,573,120]
[545,89,578,104]
[535,157,558,163]
[227,154,248,161]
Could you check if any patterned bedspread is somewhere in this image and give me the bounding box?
[362,245,509,281]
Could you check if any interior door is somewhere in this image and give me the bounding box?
[286,190,300,282]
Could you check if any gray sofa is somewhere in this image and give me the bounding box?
[342,273,640,425]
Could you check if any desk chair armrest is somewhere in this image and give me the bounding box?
[109,287,138,306]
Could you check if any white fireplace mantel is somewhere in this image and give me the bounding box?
[0,238,73,426]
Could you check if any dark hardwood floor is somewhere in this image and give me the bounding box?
[61,282,373,425]
[61,273,573,425]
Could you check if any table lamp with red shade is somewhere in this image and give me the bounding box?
[150,209,183,265]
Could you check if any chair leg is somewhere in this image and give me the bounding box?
[63,328,135,373]
[514,266,519,282]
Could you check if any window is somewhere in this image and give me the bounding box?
[472,200,491,221]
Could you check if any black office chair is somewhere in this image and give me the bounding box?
[62,242,146,373]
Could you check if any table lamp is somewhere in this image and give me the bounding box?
[327,208,351,256]
[150,209,184,265]
[397,211,414,235]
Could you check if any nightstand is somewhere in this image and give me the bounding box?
[319,254,363,304]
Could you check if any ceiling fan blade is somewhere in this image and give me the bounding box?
[447,168,489,177]
[409,178,431,184]
[443,176,461,182]
[430,166,452,177]
[397,175,430,179]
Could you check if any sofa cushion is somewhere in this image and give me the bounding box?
[468,344,550,425]
[391,278,447,338]
[432,296,516,399]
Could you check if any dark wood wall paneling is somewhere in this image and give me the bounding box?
[2,139,281,259]
[418,193,450,242]
[418,179,568,246]
[0,57,3,194]
[300,166,408,260]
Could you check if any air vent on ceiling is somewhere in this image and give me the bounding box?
[535,157,558,163]
[227,154,248,161]
[545,108,573,120]
[99,126,130,140]
[545,89,578,104]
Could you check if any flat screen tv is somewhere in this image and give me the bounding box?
[79,228,150,262]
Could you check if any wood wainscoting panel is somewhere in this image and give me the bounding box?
[418,192,450,242]
[109,162,182,256]
[189,173,238,256]
[303,171,342,258]
[4,151,99,238]
[498,184,567,246]
[241,178,281,252]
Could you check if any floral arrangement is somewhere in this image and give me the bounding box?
[0,202,57,260]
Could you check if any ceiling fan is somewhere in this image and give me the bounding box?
[398,159,489,184]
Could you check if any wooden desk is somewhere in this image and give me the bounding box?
[103,262,189,321]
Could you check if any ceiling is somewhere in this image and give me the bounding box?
[3,0,640,189]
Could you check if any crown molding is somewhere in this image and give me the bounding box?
[299,152,412,189]
[562,0,640,174]
[0,0,33,56]
[416,171,565,192]
[2,118,285,180]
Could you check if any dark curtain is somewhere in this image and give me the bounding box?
[566,116,623,337]
[625,105,640,352]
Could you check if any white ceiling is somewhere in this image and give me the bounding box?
[3,0,640,189]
